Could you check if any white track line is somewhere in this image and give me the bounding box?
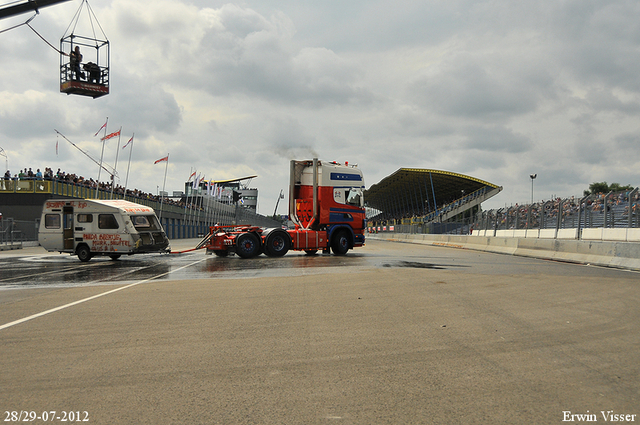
[0,257,207,331]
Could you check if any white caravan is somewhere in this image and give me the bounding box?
[38,199,170,261]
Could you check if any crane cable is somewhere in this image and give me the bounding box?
[1,0,106,55]
[27,21,64,54]
[62,0,107,49]
[0,11,65,55]
[0,10,34,34]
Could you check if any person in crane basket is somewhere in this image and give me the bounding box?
[83,62,101,84]
[69,46,85,81]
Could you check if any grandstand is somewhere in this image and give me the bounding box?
[474,189,640,239]
[365,168,502,232]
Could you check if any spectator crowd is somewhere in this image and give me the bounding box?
[2,166,196,210]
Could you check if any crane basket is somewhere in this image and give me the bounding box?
[59,0,109,98]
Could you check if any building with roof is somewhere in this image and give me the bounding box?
[365,168,502,231]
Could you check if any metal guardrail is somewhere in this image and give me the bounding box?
[474,189,640,233]
[368,189,640,238]
[1,179,283,241]
[0,218,34,245]
[0,179,190,215]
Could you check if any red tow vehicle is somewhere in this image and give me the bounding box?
[204,158,366,258]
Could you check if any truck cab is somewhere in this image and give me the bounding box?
[291,159,366,252]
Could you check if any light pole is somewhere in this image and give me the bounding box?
[530,174,537,204]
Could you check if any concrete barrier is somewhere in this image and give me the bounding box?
[557,228,578,239]
[581,228,603,240]
[0,242,22,251]
[495,229,513,238]
[628,229,640,242]
[370,233,640,271]
[602,228,628,241]
[539,229,556,239]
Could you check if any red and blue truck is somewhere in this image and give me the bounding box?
[204,158,366,258]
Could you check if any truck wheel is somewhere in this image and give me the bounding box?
[236,233,260,258]
[77,245,92,262]
[331,230,350,256]
[265,230,290,257]
[109,254,121,260]
[213,250,229,257]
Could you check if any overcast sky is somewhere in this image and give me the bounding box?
[1,0,639,215]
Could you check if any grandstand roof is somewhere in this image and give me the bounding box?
[365,168,500,217]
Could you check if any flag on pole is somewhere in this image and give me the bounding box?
[122,136,133,149]
[192,173,201,189]
[193,174,204,190]
[188,171,196,181]
[154,155,169,164]
[101,130,121,141]
[94,120,107,136]
[55,140,58,156]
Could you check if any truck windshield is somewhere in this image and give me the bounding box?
[131,215,160,231]
[346,188,363,207]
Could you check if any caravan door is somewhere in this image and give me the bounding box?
[63,206,74,251]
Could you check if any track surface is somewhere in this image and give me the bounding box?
[0,239,638,424]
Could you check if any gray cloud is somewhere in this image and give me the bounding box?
[408,57,553,120]
[2,0,640,214]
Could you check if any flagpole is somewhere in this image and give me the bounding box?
[205,180,210,229]
[183,168,191,232]
[123,134,134,200]
[54,130,113,176]
[197,175,205,232]
[188,170,198,227]
[159,154,169,223]
[206,180,213,229]
[184,168,193,228]
[96,117,108,199]
[110,127,122,200]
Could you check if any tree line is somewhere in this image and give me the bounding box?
[584,182,636,196]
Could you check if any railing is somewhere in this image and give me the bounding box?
[368,188,640,240]
[469,189,640,241]
[474,189,640,232]
[1,179,191,215]
[1,178,283,241]
[0,218,34,245]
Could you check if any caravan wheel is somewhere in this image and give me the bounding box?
[77,245,92,262]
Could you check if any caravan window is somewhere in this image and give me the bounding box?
[132,215,160,231]
[98,214,119,229]
[132,215,150,228]
[78,214,93,223]
[45,214,61,229]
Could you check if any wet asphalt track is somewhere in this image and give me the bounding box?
[0,237,636,290]
[1,239,639,424]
